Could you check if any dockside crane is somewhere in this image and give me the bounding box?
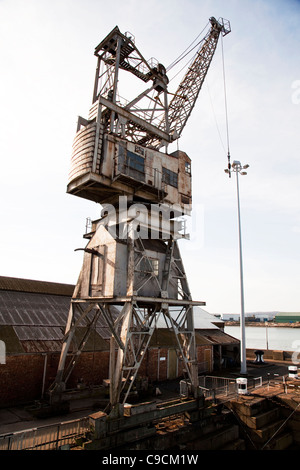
[49,17,231,414]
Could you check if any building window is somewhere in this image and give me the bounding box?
[162,167,178,188]
[185,161,191,175]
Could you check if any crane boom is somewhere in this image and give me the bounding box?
[85,18,230,151]
[167,17,231,141]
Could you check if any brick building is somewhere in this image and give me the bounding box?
[0,276,239,406]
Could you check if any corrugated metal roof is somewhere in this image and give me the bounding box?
[0,276,74,296]
[0,277,239,354]
[19,328,111,353]
[195,332,214,346]
[21,340,63,353]
[155,306,220,330]
[149,329,213,347]
[198,329,239,345]
[0,290,70,327]
[0,285,113,353]
[13,325,63,341]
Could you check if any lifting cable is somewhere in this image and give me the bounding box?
[165,24,232,176]
[167,50,198,85]
[152,25,209,120]
[206,81,227,154]
[221,33,232,176]
[166,23,209,73]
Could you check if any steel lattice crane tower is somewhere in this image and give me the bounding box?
[49,17,231,413]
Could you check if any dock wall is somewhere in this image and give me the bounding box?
[246,348,296,363]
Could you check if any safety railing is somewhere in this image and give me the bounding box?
[181,374,287,403]
[0,416,90,451]
[198,376,238,401]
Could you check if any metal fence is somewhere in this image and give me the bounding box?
[199,375,289,401]
[0,417,90,450]
[180,374,278,402]
[198,376,238,400]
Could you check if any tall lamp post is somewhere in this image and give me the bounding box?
[225,160,249,375]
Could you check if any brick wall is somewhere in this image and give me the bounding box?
[66,351,110,388]
[0,345,213,406]
[0,355,46,406]
[0,352,110,407]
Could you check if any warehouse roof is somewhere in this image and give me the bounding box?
[149,328,213,348]
[198,328,239,346]
[0,277,112,353]
[0,276,238,354]
[0,275,74,296]
[275,312,300,317]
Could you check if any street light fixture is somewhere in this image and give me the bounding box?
[224,160,249,375]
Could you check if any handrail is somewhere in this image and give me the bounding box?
[0,416,90,451]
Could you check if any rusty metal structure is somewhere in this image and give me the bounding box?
[49,17,231,413]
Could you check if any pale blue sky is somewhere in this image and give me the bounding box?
[0,0,300,314]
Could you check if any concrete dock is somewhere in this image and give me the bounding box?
[0,359,298,450]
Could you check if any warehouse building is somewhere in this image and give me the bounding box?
[0,276,239,406]
[274,312,300,324]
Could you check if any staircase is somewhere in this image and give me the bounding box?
[182,408,246,450]
[227,395,295,450]
[187,423,246,450]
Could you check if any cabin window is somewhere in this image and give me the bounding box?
[162,167,178,188]
[127,151,144,173]
[140,257,159,276]
[127,151,145,182]
[150,258,159,276]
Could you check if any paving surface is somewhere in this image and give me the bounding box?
[0,360,297,436]
[0,398,97,435]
